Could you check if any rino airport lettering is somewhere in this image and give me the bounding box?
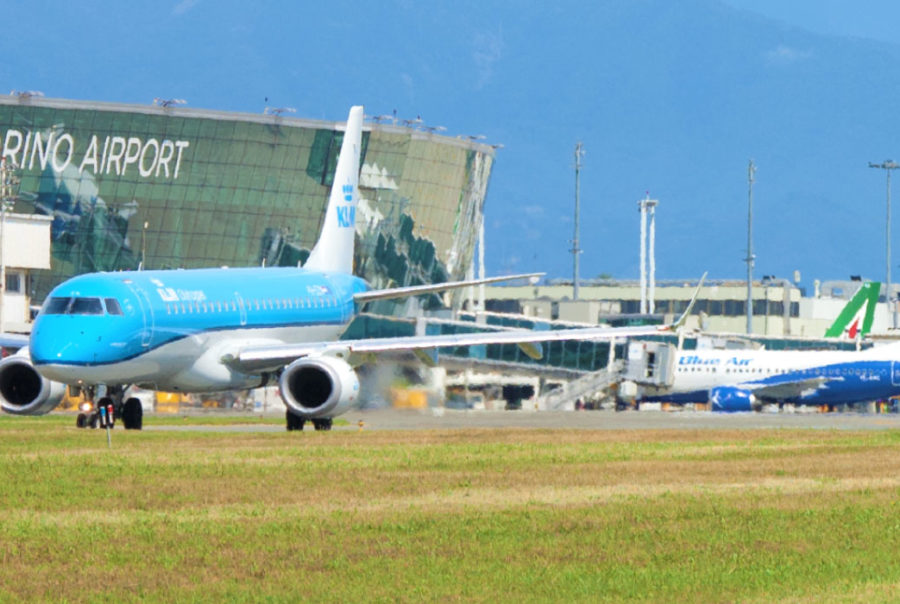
[1,128,190,179]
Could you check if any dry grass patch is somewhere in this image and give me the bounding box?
[3,420,900,601]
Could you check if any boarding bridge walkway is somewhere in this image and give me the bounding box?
[538,360,625,410]
[343,312,626,374]
[342,313,865,398]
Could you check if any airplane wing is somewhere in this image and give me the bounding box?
[744,376,835,401]
[233,272,708,373]
[232,322,673,373]
[354,272,543,304]
[0,333,29,350]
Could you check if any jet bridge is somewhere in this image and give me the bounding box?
[622,340,677,388]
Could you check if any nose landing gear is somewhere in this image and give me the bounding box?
[74,386,144,430]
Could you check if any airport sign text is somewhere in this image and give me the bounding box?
[1,128,191,180]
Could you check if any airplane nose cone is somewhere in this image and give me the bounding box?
[31,319,86,365]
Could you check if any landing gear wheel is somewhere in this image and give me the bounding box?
[286,411,306,431]
[312,418,333,431]
[122,397,143,430]
[76,413,87,428]
[89,413,100,429]
[97,396,115,428]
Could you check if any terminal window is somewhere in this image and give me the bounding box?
[5,273,20,293]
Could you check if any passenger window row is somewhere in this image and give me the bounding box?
[676,365,886,377]
[164,296,341,315]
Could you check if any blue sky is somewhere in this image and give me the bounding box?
[722,1,900,44]
[3,1,900,288]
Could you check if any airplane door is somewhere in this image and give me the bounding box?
[235,292,247,326]
[128,283,154,347]
[892,361,900,386]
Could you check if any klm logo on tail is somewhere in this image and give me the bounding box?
[336,185,356,228]
[336,205,355,228]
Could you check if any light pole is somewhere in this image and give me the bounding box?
[746,160,755,334]
[140,221,149,270]
[0,159,19,333]
[572,142,584,300]
[637,195,658,314]
[869,160,900,328]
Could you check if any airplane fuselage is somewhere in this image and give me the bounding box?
[31,267,367,391]
[640,345,900,407]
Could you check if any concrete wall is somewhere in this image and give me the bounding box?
[1,214,51,270]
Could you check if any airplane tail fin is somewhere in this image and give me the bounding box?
[304,105,364,274]
[824,281,880,339]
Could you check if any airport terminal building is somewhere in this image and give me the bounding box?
[0,95,495,306]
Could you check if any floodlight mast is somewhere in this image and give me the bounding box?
[746,159,756,335]
[0,159,19,333]
[869,160,900,329]
[637,194,658,314]
[572,142,584,300]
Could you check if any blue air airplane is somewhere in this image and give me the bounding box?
[0,105,679,430]
[630,282,900,411]
[639,343,900,412]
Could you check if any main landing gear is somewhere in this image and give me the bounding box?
[285,411,332,431]
[75,386,144,430]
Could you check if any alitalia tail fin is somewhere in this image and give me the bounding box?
[304,105,364,274]
[824,281,881,339]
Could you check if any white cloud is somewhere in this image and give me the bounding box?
[472,28,504,89]
[764,45,812,64]
[400,72,414,92]
[172,0,201,16]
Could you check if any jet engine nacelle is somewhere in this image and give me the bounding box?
[0,348,66,415]
[279,356,360,419]
[709,386,758,412]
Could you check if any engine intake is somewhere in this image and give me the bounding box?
[279,356,359,419]
[709,386,758,413]
[0,350,66,415]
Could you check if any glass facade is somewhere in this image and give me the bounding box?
[0,97,494,306]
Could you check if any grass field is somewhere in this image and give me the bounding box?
[2,415,900,602]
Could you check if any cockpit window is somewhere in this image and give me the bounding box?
[43,297,105,315]
[44,297,72,314]
[104,298,123,315]
[70,298,104,315]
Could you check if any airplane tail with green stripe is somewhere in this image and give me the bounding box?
[824,282,881,339]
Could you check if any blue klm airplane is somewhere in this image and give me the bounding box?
[0,106,679,430]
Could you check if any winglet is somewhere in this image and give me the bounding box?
[663,272,707,331]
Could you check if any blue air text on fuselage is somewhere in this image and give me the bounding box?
[678,355,751,366]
